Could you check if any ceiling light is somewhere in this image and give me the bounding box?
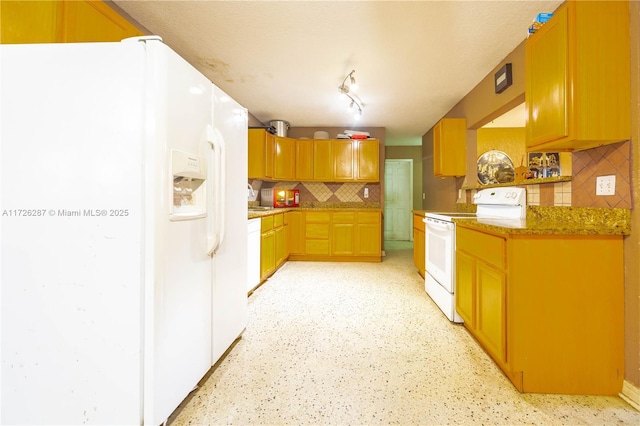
[338,69,363,115]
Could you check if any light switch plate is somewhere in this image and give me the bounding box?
[596,175,616,196]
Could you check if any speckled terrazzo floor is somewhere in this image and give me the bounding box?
[168,241,639,425]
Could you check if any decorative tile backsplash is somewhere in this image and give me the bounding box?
[461,140,631,209]
[249,180,381,203]
[571,141,631,209]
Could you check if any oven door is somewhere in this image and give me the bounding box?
[424,216,455,293]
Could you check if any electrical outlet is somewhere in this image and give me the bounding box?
[596,175,616,196]
[422,193,426,200]
[364,187,369,198]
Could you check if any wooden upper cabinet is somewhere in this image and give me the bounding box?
[525,0,630,151]
[249,134,379,183]
[63,1,142,42]
[248,129,267,179]
[1,1,142,44]
[295,139,314,180]
[264,132,275,179]
[273,136,295,180]
[1,1,62,43]
[433,118,466,177]
[333,139,355,181]
[356,139,379,181]
[313,139,333,181]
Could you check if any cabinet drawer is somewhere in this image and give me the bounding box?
[457,227,505,269]
[306,211,330,222]
[274,213,284,227]
[306,223,329,239]
[358,211,380,224]
[261,215,274,232]
[333,211,356,223]
[413,214,425,230]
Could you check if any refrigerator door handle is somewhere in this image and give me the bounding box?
[206,127,226,256]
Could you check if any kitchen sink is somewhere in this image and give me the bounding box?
[248,206,274,211]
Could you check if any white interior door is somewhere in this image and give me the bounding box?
[384,159,413,240]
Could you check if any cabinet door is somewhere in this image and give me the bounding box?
[1,0,62,43]
[526,4,569,147]
[264,132,275,179]
[275,226,286,266]
[455,250,475,326]
[476,261,507,365]
[63,0,142,42]
[313,139,332,181]
[260,230,275,279]
[248,129,266,179]
[356,211,381,256]
[332,212,356,255]
[412,215,425,275]
[288,211,304,255]
[356,139,379,181]
[274,136,295,180]
[413,227,425,275]
[333,140,354,181]
[433,118,466,177]
[295,139,314,180]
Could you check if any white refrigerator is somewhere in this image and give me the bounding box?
[0,37,248,425]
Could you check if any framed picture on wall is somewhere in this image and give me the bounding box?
[528,152,561,178]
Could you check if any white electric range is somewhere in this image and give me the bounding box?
[423,187,526,322]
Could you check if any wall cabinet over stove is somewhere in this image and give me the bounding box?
[455,223,623,395]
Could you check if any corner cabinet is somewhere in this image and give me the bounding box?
[455,224,624,395]
[525,0,630,151]
[433,118,466,177]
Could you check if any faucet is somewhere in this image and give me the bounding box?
[247,183,255,200]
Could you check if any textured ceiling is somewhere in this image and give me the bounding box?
[113,0,561,145]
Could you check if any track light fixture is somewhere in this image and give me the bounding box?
[338,69,363,115]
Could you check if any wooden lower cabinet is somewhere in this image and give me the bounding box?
[332,212,356,255]
[412,213,425,277]
[260,212,288,281]
[288,211,304,255]
[260,215,275,280]
[356,211,381,256]
[456,224,624,395]
[289,209,381,262]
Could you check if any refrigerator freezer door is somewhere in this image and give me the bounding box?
[142,39,214,425]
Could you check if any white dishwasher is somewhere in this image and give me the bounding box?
[247,218,261,293]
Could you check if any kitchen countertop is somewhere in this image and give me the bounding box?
[454,206,630,236]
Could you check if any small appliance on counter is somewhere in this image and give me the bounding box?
[261,187,300,208]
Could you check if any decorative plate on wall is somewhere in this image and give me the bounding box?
[477,150,515,184]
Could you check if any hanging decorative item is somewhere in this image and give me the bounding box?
[477,150,515,184]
